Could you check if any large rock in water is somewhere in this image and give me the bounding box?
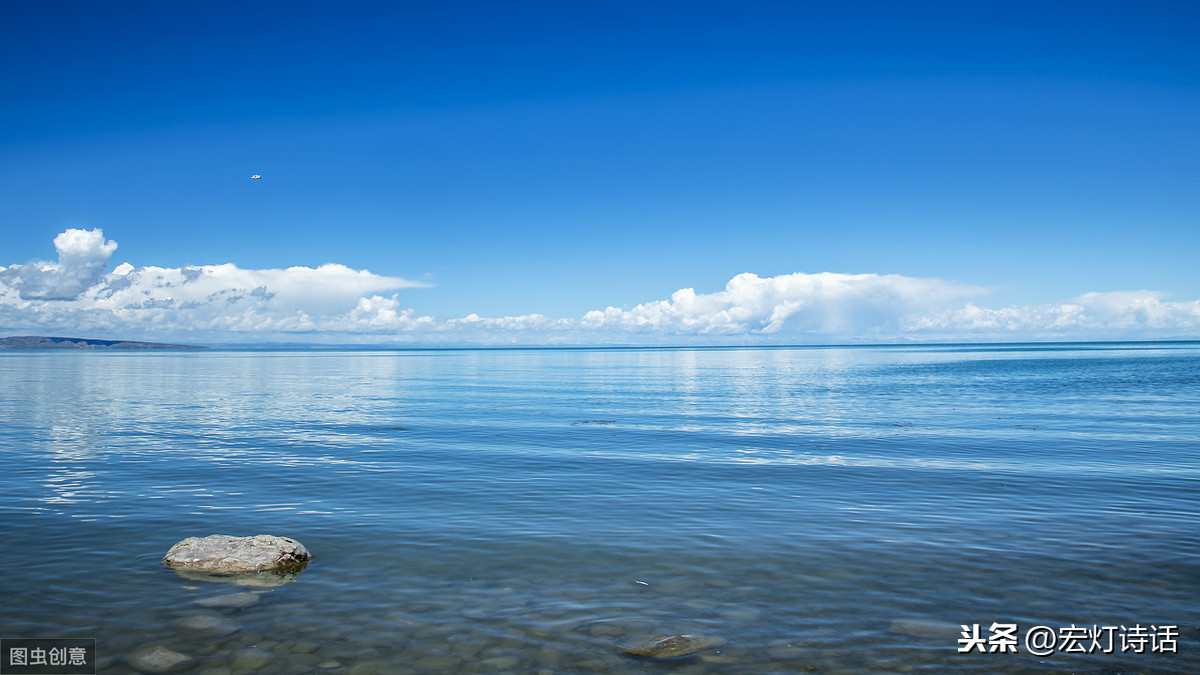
[163,534,310,573]
[621,634,727,659]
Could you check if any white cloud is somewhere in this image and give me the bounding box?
[911,291,1200,338]
[580,272,984,337]
[0,229,427,340]
[92,261,424,315]
[1,229,1197,344]
[1,228,118,300]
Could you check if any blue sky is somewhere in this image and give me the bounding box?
[2,1,1198,344]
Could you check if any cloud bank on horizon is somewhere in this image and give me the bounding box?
[1,229,1197,344]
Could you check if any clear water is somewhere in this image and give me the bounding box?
[1,343,1197,674]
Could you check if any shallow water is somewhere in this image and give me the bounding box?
[1,343,1197,673]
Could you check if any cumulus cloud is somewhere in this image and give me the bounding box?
[1,229,118,300]
[0,229,427,340]
[1,229,1197,344]
[913,291,1200,338]
[94,261,425,316]
[580,272,984,337]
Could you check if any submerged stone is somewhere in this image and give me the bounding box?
[621,634,727,659]
[195,591,263,608]
[290,641,320,654]
[163,534,310,573]
[179,613,239,635]
[230,648,274,670]
[126,645,192,673]
[887,619,961,639]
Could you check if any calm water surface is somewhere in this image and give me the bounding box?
[1,343,1197,674]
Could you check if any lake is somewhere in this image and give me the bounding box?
[0,343,1196,674]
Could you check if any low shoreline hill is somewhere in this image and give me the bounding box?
[0,336,207,350]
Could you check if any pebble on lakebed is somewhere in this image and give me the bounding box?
[621,634,728,659]
[194,591,263,608]
[126,645,192,673]
[163,534,310,573]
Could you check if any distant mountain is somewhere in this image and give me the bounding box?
[0,336,206,350]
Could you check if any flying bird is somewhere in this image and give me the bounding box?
[250,174,262,180]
